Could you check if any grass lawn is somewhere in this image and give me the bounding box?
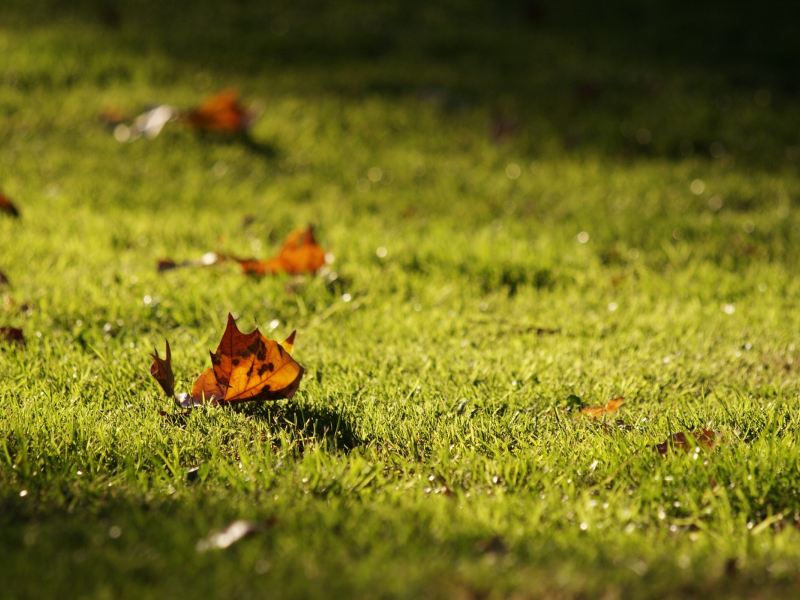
[3,1,800,598]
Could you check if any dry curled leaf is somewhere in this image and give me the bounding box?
[191,313,304,405]
[655,429,722,456]
[0,326,24,345]
[184,89,258,134]
[580,396,624,419]
[238,227,326,276]
[149,341,175,398]
[0,191,20,218]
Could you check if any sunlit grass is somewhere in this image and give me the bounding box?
[2,2,800,598]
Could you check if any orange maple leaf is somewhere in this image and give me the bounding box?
[238,227,327,276]
[0,191,20,218]
[580,396,624,419]
[191,314,304,405]
[184,89,257,133]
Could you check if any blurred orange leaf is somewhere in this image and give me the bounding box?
[580,396,624,418]
[655,429,722,456]
[184,89,257,134]
[0,191,20,218]
[238,227,327,276]
[190,314,304,405]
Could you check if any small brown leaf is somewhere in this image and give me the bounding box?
[580,396,624,419]
[0,269,9,286]
[655,429,722,456]
[0,326,24,345]
[157,259,178,272]
[0,191,20,218]
[149,340,175,398]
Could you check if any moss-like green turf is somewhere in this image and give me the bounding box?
[3,1,800,598]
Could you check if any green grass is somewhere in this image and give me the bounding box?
[3,1,800,598]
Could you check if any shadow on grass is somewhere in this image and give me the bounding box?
[190,132,278,159]
[239,401,362,452]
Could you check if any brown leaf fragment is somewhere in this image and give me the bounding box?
[0,269,9,286]
[149,341,175,398]
[0,326,24,345]
[655,429,722,457]
[157,259,178,272]
[0,191,20,218]
[580,397,624,419]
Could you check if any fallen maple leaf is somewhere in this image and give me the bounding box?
[0,326,24,345]
[184,89,258,134]
[655,429,722,456]
[580,396,624,419]
[191,314,304,404]
[149,341,175,398]
[238,227,327,276]
[0,191,20,218]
